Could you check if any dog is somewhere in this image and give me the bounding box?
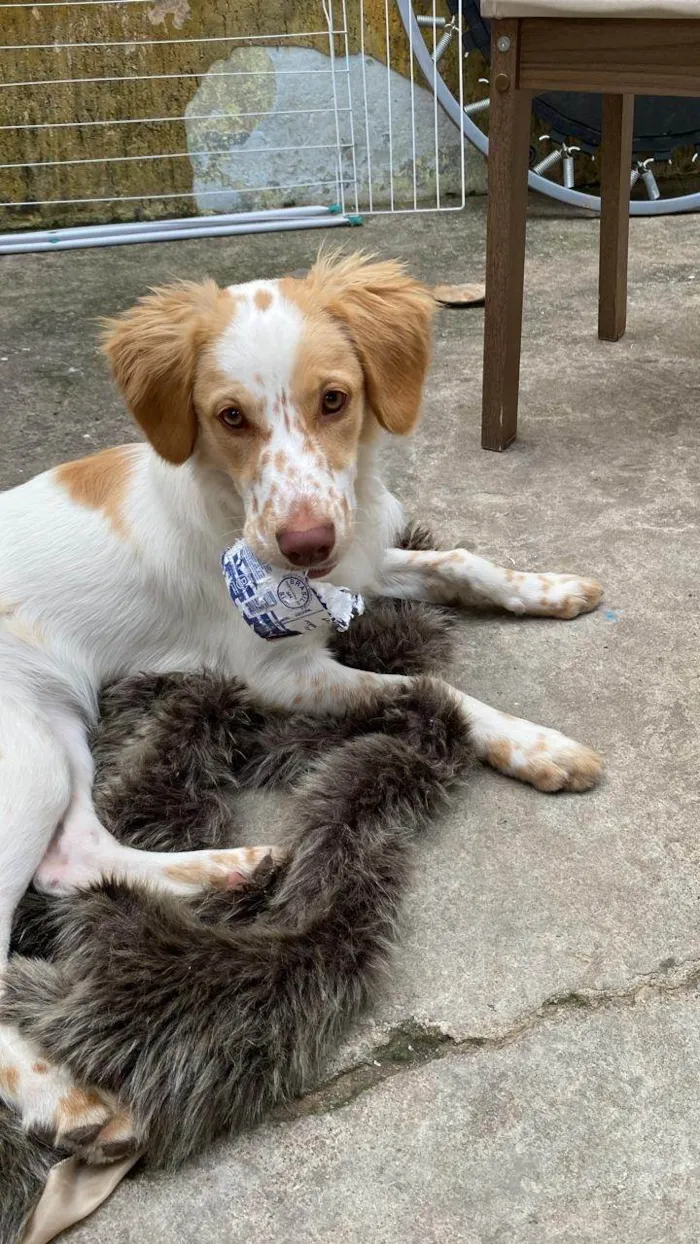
[0,252,602,1159]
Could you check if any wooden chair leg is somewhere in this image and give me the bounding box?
[598,94,634,342]
[481,20,531,452]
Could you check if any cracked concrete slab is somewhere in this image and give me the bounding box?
[2,199,700,1240]
[65,989,700,1243]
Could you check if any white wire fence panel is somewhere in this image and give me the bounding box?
[0,0,466,250]
[335,0,466,215]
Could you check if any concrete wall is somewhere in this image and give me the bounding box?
[0,0,485,232]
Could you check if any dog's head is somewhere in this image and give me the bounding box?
[102,253,435,574]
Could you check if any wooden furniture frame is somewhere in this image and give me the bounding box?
[482,17,700,451]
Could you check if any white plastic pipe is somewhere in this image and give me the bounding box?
[0,213,356,254]
[0,204,342,249]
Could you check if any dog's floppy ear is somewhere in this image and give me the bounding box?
[101,280,225,465]
[308,253,435,436]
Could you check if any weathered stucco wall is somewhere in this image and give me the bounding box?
[0,0,483,231]
[3,3,698,233]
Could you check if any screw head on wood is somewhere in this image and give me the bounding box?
[496,35,511,51]
[494,72,510,92]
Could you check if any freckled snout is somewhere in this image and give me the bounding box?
[276,522,336,568]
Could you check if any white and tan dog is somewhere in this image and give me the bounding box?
[0,253,602,1156]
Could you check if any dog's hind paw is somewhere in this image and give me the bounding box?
[63,1103,139,1165]
[158,844,285,895]
[0,1021,137,1165]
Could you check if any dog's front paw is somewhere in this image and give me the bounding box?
[520,735,602,792]
[534,574,604,620]
[495,571,603,619]
[485,723,602,792]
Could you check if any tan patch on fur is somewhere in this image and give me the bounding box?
[32,1061,49,1074]
[211,848,259,869]
[261,498,276,526]
[102,280,236,465]
[193,354,273,486]
[290,335,364,474]
[565,746,603,792]
[280,253,434,436]
[209,847,275,887]
[57,1086,105,1126]
[94,1109,133,1144]
[550,600,580,620]
[55,445,138,537]
[163,860,209,886]
[584,581,604,608]
[0,1065,19,1096]
[523,759,566,792]
[254,288,273,311]
[274,449,290,474]
[165,850,265,892]
[485,739,513,772]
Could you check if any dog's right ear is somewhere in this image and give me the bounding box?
[101,280,225,465]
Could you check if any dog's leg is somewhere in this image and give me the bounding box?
[380,547,603,619]
[0,699,133,1159]
[33,707,281,899]
[251,653,602,793]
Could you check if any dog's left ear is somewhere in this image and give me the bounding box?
[309,254,435,436]
[101,279,225,465]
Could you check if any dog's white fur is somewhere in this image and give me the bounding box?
[0,254,603,1156]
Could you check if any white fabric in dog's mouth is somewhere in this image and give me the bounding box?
[221,539,364,641]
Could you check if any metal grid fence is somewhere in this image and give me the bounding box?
[0,0,466,252]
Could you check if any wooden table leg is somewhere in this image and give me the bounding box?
[481,20,531,452]
[598,94,634,342]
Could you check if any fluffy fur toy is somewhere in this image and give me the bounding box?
[0,528,472,1241]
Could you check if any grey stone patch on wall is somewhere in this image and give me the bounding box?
[185,45,485,214]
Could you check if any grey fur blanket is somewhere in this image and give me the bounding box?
[1,537,472,1242]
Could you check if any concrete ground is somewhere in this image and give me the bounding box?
[2,199,700,1242]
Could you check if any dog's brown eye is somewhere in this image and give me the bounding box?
[321,390,348,417]
[219,407,247,431]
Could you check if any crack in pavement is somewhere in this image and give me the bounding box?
[272,951,700,1123]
